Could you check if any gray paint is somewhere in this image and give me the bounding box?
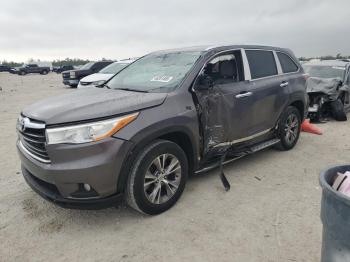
[22,88,167,125]
[17,45,308,207]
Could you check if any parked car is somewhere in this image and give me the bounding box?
[78,59,135,88]
[17,45,307,215]
[62,61,113,88]
[303,60,350,122]
[53,65,74,74]
[16,64,50,75]
[0,65,12,72]
[9,66,21,74]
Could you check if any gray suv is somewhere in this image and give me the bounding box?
[17,45,307,215]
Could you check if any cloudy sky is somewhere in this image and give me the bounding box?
[0,0,349,62]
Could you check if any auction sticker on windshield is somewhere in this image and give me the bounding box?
[150,76,174,82]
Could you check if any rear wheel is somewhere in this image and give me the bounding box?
[275,106,301,151]
[41,70,48,75]
[126,140,188,215]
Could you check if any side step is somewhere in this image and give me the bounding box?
[195,138,280,175]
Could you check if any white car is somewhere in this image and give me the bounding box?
[77,59,135,88]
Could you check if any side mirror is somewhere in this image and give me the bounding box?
[196,74,213,90]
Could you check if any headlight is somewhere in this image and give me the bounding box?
[70,71,76,78]
[46,112,139,145]
[92,80,106,86]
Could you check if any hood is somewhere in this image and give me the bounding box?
[306,77,341,97]
[22,88,167,125]
[80,73,113,83]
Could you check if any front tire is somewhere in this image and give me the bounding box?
[126,140,188,215]
[275,106,301,151]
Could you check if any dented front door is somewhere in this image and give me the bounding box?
[194,79,253,155]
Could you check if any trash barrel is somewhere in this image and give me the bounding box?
[320,165,350,262]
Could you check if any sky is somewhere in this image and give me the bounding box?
[0,0,349,62]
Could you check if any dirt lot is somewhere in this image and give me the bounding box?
[0,72,349,262]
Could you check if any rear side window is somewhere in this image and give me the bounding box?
[246,50,277,79]
[277,52,298,73]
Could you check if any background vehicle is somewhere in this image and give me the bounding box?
[16,64,50,75]
[53,65,74,74]
[17,45,307,215]
[78,59,135,88]
[0,65,12,72]
[303,60,350,121]
[62,61,113,88]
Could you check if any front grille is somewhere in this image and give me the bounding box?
[80,82,89,86]
[62,72,70,79]
[18,117,50,162]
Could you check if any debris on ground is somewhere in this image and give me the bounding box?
[332,171,350,197]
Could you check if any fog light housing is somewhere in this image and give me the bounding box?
[70,183,98,198]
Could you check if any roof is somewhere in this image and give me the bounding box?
[151,44,292,54]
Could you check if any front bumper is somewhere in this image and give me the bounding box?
[63,79,79,86]
[17,137,133,209]
[22,167,123,209]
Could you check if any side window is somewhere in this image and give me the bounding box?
[245,50,277,79]
[277,52,298,73]
[204,51,244,85]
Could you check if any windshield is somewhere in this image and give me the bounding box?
[303,65,345,79]
[107,51,202,92]
[99,62,129,74]
[80,62,94,70]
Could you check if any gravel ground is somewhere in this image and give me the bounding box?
[0,72,349,262]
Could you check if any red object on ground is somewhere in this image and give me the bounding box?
[301,119,323,135]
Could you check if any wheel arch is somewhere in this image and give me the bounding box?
[289,100,305,119]
[116,127,198,193]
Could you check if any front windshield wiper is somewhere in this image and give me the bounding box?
[114,88,149,93]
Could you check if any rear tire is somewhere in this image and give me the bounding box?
[275,106,301,151]
[126,140,188,215]
[41,70,48,75]
[330,100,347,121]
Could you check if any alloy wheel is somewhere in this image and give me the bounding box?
[284,113,299,144]
[143,153,182,204]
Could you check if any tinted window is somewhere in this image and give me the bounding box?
[246,50,277,79]
[277,52,298,73]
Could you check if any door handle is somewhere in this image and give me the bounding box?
[280,81,289,87]
[235,92,253,98]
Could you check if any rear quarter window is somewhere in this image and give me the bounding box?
[277,52,299,73]
[246,50,277,79]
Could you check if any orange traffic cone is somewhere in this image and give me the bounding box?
[301,119,322,135]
